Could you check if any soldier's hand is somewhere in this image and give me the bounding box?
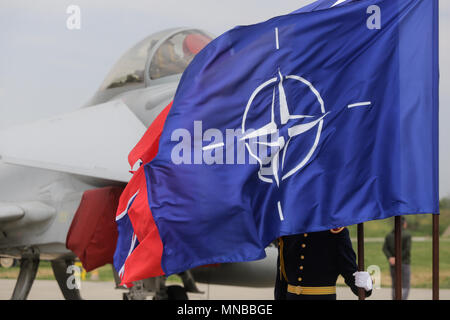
[389,257,395,266]
[353,271,373,291]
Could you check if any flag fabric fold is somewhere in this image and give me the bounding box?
[113,103,172,284]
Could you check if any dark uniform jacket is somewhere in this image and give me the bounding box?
[275,228,372,300]
[382,229,412,265]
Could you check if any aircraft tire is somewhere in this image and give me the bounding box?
[167,285,188,300]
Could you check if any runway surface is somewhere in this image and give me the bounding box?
[0,279,449,300]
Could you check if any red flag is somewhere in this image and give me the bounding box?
[115,102,172,285]
[128,102,173,168]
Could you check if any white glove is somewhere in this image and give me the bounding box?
[353,271,373,291]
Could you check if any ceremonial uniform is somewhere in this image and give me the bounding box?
[275,228,372,300]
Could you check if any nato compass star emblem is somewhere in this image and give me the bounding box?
[240,66,329,221]
[240,69,329,188]
[238,28,372,221]
[240,27,332,221]
[205,27,372,221]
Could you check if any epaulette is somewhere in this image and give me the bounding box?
[330,227,345,234]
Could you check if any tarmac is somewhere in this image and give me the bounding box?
[0,279,449,300]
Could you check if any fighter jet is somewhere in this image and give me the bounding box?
[0,27,277,300]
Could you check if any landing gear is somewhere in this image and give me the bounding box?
[0,257,17,268]
[9,248,82,300]
[10,250,39,300]
[166,285,188,300]
[122,281,148,300]
[114,269,201,300]
[179,271,202,294]
[51,259,82,300]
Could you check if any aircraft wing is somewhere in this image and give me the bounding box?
[0,100,146,182]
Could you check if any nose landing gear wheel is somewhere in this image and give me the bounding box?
[167,285,188,300]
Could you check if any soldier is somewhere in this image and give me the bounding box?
[275,227,372,300]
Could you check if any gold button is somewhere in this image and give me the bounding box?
[298,277,302,282]
[304,233,308,237]
[300,255,304,260]
[301,244,306,248]
[299,266,304,270]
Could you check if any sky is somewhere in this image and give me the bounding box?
[0,0,449,198]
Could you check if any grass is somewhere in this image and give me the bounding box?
[346,210,450,238]
[2,239,449,289]
[1,210,449,289]
[340,210,450,288]
[336,239,450,289]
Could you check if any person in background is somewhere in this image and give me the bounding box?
[382,216,412,300]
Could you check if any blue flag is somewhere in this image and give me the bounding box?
[145,0,439,275]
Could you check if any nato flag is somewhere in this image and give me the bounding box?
[145,0,439,275]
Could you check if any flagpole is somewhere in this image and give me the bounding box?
[432,213,439,300]
[357,223,365,300]
[394,216,402,300]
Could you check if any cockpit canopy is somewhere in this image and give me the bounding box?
[149,30,211,81]
[99,28,213,92]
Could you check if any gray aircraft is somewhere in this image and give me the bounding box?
[0,27,277,300]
